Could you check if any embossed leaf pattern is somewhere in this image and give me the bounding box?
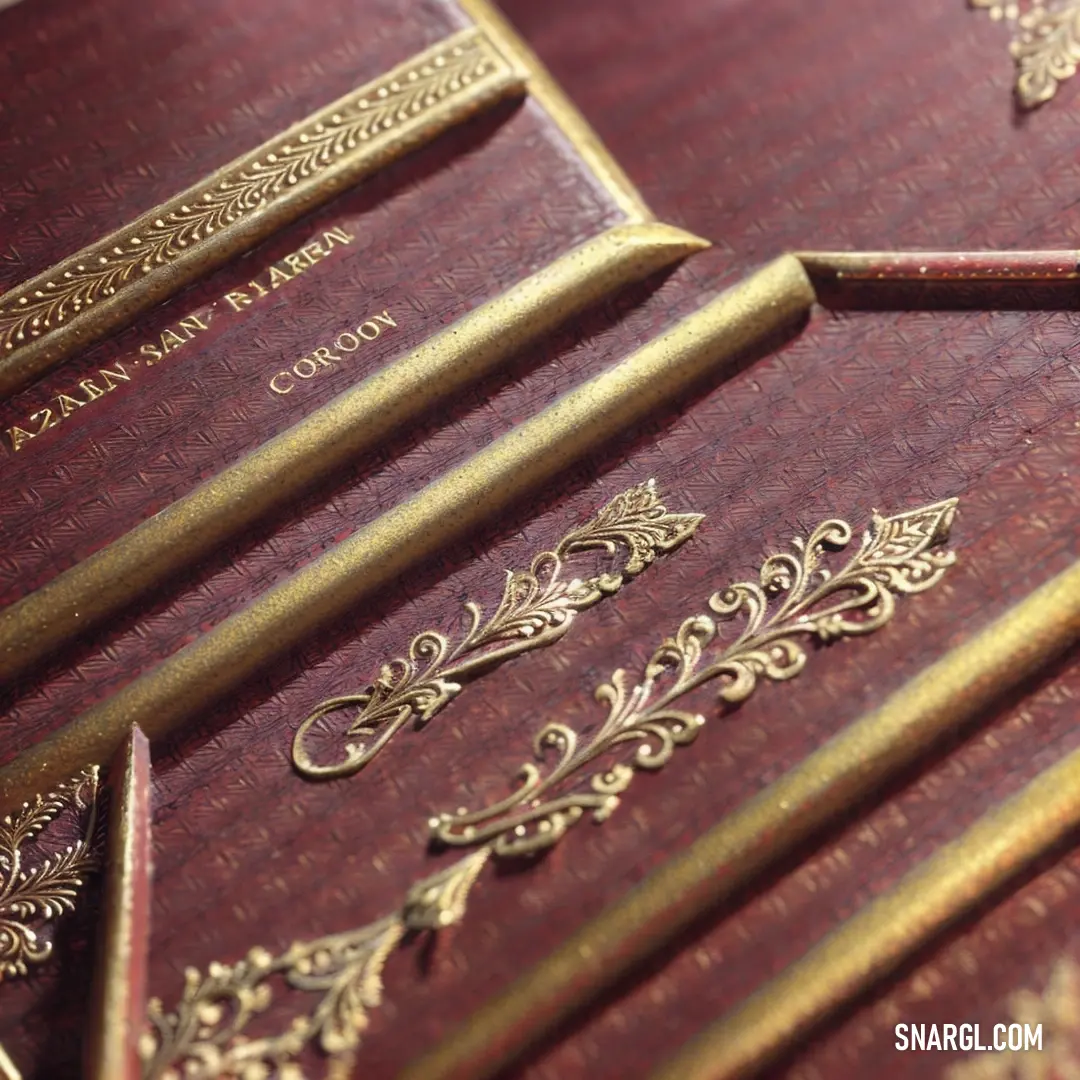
[430,500,958,858]
[291,480,703,780]
[141,853,492,1079]
[142,919,405,1079]
[969,0,1080,107]
[0,30,505,356]
[0,768,99,980]
[1012,1,1080,106]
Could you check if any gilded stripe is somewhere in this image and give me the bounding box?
[0,27,525,397]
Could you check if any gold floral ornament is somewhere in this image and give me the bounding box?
[291,480,704,780]
[430,499,958,858]
[140,850,491,1080]
[970,0,1080,108]
[0,767,100,980]
[945,956,1080,1078]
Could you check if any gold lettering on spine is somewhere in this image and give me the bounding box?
[224,291,252,312]
[99,364,130,391]
[30,407,58,435]
[5,362,134,450]
[323,227,354,248]
[56,394,85,418]
[5,228,360,454]
[267,310,401,394]
[6,426,32,452]
[79,378,105,401]
[0,28,523,398]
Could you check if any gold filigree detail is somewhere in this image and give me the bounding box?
[0,28,518,386]
[1012,2,1080,106]
[403,849,492,931]
[0,767,99,980]
[430,500,958,858]
[291,479,704,780]
[945,956,1080,1078]
[970,0,1080,107]
[141,852,488,1080]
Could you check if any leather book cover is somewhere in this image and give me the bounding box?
[2,1,1080,1079]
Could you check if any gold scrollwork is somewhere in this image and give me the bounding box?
[430,499,958,858]
[0,767,99,981]
[140,850,491,1080]
[291,479,704,780]
[0,28,520,395]
[970,0,1080,107]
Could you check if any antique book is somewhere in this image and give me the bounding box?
[3,0,1080,1079]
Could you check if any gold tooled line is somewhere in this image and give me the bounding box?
[0,27,525,398]
[84,728,151,1080]
[651,733,1080,1079]
[0,254,814,818]
[401,554,1080,1080]
[457,0,652,222]
[0,223,708,684]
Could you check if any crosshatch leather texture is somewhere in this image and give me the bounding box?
[4,0,1080,1078]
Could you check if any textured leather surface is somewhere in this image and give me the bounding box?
[3,0,1080,1078]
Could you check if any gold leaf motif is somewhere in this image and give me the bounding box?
[430,499,958,858]
[1012,2,1080,107]
[0,29,512,362]
[0,767,99,980]
[969,0,1080,108]
[142,852,490,1078]
[403,849,492,931]
[291,479,703,780]
[945,956,1080,1077]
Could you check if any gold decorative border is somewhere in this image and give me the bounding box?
[430,500,957,859]
[85,728,152,1080]
[0,254,811,823]
[292,479,703,779]
[0,1045,20,1080]
[143,498,955,1079]
[0,223,707,690]
[0,28,525,398]
[970,0,1080,108]
[0,767,99,981]
[139,850,491,1080]
[457,0,651,222]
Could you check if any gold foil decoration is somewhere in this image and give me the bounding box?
[431,500,957,858]
[0,27,524,397]
[946,957,1080,1078]
[292,479,703,779]
[971,0,1080,107]
[0,254,813,822]
[140,850,491,1080]
[0,767,99,980]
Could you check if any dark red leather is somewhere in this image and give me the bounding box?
[3,0,1080,1077]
